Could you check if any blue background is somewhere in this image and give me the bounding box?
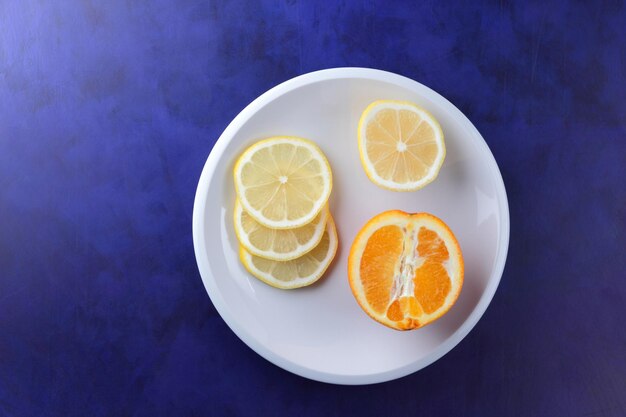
[1,0,625,416]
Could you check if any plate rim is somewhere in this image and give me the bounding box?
[192,67,510,385]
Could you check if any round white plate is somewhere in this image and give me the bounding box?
[193,68,509,385]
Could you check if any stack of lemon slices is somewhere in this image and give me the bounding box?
[233,137,338,289]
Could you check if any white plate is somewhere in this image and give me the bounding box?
[193,68,509,385]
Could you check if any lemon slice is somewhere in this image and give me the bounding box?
[234,199,329,261]
[358,100,445,191]
[234,137,332,229]
[239,217,338,289]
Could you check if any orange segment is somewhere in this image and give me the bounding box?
[386,298,404,321]
[413,261,451,314]
[386,296,423,321]
[360,225,404,314]
[348,210,464,331]
[417,226,450,262]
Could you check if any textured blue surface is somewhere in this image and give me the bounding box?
[1,0,625,415]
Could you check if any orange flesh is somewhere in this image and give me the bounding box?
[359,222,452,326]
[413,227,450,314]
[360,225,403,315]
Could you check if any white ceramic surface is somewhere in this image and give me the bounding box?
[192,68,509,385]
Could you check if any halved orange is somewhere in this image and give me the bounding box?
[348,210,464,330]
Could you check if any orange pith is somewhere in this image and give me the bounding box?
[348,210,464,331]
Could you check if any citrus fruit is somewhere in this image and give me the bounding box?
[233,199,329,261]
[240,217,338,289]
[348,210,463,330]
[358,100,445,191]
[233,137,332,229]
